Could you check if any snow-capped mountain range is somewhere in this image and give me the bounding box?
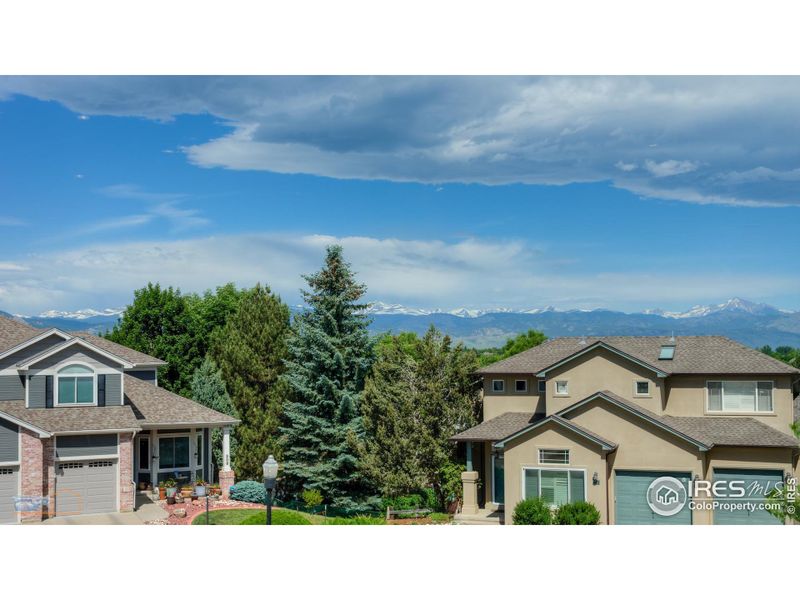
[4,297,799,348]
[365,297,793,319]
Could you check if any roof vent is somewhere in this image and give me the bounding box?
[578,336,587,345]
[659,344,675,360]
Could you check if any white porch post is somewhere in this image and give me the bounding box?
[222,426,231,472]
[151,429,159,492]
[189,428,197,483]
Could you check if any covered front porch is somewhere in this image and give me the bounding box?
[133,425,234,490]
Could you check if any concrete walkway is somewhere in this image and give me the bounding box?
[38,495,168,525]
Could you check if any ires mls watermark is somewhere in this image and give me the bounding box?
[646,475,796,517]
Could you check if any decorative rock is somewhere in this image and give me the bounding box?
[173,508,187,518]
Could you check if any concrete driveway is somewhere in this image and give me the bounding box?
[37,495,168,525]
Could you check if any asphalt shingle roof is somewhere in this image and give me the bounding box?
[124,375,239,428]
[662,415,799,448]
[477,336,799,376]
[451,412,540,442]
[0,316,40,354]
[0,400,141,434]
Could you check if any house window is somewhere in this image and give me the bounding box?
[707,381,773,413]
[635,381,650,396]
[515,379,528,393]
[539,449,570,464]
[659,345,675,360]
[555,380,569,395]
[492,380,505,392]
[538,380,546,393]
[196,433,204,468]
[56,364,94,405]
[523,468,585,507]
[159,436,190,470]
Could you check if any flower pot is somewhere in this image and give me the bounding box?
[166,496,176,505]
[166,487,177,498]
[159,488,167,500]
[195,486,206,497]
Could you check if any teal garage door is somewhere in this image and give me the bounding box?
[615,470,692,525]
[713,469,783,525]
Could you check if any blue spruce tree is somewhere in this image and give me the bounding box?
[280,245,374,508]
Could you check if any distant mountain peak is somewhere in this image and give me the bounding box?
[34,308,125,320]
[644,297,782,319]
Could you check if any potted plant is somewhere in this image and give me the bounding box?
[163,479,178,499]
[195,479,207,497]
[181,484,193,499]
[209,484,221,498]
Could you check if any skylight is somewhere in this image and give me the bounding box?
[659,345,675,360]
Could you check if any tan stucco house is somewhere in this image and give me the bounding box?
[453,336,800,525]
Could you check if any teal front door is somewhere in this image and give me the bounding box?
[615,470,692,525]
[713,469,783,525]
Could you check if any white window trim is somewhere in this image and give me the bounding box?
[705,380,775,414]
[491,454,504,505]
[491,379,505,393]
[538,380,546,393]
[156,430,204,474]
[538,448,570,465]
[554,380,569,396]
[521,466,587,507]
[55,362,97,407]
[634,380,651,397]
[514,379,528,393]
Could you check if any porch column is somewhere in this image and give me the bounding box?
[461,471,480,516]
[189,428,197,484]
[151,429,159,494]
[219,426,235,499]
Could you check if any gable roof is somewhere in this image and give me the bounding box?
[16,336,135,369]
[557,390,711,450]
[535,340,668,378]
[493,413,617,451]
[451,412,540,442]
[124,375,239,428]
[477,336,799,376]
[0,315,166,367]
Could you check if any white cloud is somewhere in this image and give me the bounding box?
[97,184,210,231]
[3,76,800,207]
[0,262,28,271]
[0,216,26,226]
[0,233,795,315]
[644,159,699,178]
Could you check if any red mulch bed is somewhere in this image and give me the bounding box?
[147,497,265,525]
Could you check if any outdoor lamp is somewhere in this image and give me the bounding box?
[592,472,599,485]
[262,455,279,525]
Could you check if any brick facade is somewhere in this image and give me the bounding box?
[119,432,134,512]
[19,427,51,522]
[220,470,235,499]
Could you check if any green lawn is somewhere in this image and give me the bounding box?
[191,508,312,525]
[191,507,385,525]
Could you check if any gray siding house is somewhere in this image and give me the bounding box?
[0,315,238,523]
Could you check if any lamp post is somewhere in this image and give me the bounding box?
[262,455,279,525]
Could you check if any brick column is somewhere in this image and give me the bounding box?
[119,432,134,512]
[43,437,55,519]
[220,470,235,500]
[20,428,45,522]
[461,471,480,516]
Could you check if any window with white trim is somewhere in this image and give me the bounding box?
[523,468,585,507]
[492,379,505,392]
[539,449,570,464]
[555,380,568,395]
[707,381,773,413]
[56,364,95,405]
[515,379,527,393]
[635,381,650,396]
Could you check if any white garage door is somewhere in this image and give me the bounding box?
[56,460,117,516]
[0,467,19,524]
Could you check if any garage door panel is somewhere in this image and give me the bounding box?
[713,469,783,525]
[0,467,19,524]
[56,460,117,516]
[615,470,692,525]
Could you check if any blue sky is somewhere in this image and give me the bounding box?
[0,77,798,315]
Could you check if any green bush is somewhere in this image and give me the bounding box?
[229,480,266,504]
[429,512,451,523]
[381,494,425,511]
[302,488,324,508]
[512,498,553,525]
[323,515,386,525]
[240,510,311,525]
[554,501,601,525]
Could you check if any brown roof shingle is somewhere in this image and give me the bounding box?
[125,375,239,428]
[73,332,167,366]
[0,400,141,434]
[477,336,799,376]
[451,412,540,442]
[0,316,40,354]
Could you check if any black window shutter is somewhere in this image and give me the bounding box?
[45,376,53,408]
[97,375,106,407]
